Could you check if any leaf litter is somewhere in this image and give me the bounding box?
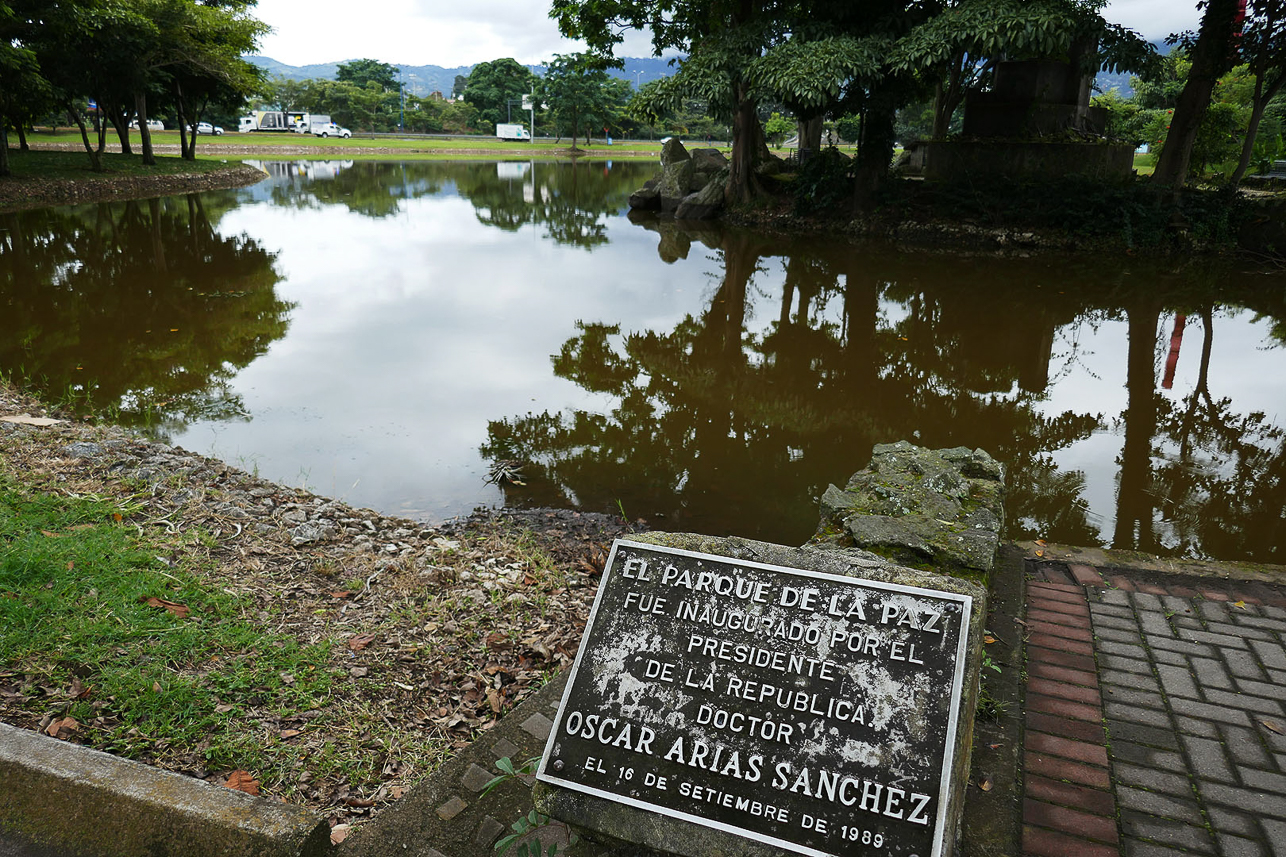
[0,381,634,830]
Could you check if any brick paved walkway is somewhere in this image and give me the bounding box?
[1023,560,1286,857]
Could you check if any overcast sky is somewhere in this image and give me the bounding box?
[251,0,1203,69]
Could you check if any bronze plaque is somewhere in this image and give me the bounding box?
[537,540,973,857]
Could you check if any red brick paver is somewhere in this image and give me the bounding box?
[1023,562,1119,856]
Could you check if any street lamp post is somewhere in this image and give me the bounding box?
[633,69,643,90]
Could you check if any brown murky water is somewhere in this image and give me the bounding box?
[3,159,1285,562]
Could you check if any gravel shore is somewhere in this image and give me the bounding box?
[0,381,633,828]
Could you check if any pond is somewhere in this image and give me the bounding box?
[3,159,1286,563]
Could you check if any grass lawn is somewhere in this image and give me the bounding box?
[0,474,339,786]
[1,148,231,180]
[17,129,673,159]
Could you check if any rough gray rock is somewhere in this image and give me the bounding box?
[811,440,1005,579]
[659,137,690,166]
[687,147,728,184]
[657,159,696,213]
[627,177,662,211]
[62,442,104,459]
[674,174,726,220]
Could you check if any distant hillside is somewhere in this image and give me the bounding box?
[246,55,679,98]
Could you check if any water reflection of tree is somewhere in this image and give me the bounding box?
[482,224,1105,544]
[244,160,641,247]
[0,196,290,441]
[1136,304,1286,562]
[483,220,1286,559]
[453,161,639,249]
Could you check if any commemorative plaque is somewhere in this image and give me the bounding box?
[537,539,975,857]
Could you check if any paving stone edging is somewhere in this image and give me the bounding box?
[1023,557,1286,857]
[0,722,330,857]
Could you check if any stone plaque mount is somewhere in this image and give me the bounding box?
[536,538,976,857]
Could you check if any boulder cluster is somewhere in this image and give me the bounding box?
[628,138,729,220]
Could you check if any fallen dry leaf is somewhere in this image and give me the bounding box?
[279,729,302,739]
[978,775,993,792]
[984,635,997,644]
[348,633,377,652]
[41,530,62,538]
[1,414,64,426]
[45,716,79,739]
[224,770,260,795]
[1234,600,1247,609]
[138,596,191,619]
[1262,719,1284,735]
[330,824,352,845]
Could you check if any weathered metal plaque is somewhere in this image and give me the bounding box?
[537,540,973,857]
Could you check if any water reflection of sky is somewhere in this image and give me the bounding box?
[8,160,1286,561]
[199,187,714,518]
[1038,310,1284,549]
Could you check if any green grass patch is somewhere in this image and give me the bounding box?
[1,148,231,181]
[0,474,335,781]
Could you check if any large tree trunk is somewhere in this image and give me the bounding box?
[1230,72,1286,188]
[853,93,898,212]
[932,55,965,139]
[67,105,104,172]
[16,123,29,151]
[0,125,9,177]
[107,105,132,154]
[1152,0,1240,191]
[135,92,155,166]
[726,81,765,205]
[798,115,823,152]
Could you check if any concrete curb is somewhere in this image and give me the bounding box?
[0,723,330,857]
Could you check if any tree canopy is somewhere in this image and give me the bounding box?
[464,57,538,131]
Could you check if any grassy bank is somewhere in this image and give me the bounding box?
[14,129,675,159]
[0,381,617,827]
[1,148,233,181]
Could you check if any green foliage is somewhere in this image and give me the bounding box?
[764,111,793,146]
[882,176,1246,249]
[335,59,400,92]
[792,147,858,215]
[483,757,576,857]
[465,58,539,131]
[835,113,862,145]
[538,52,631,146]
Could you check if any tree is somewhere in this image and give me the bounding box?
[1152,0,1242,190]
[452,74,467,99]
[764,111,792,146]
[554,0,796,204]
[464,58,537,131]
[538,52,630,148]
[336,58,399,92]
[1230,0,1286,186]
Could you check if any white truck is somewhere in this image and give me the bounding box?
[238,110,308,133]
[496,123,531,141]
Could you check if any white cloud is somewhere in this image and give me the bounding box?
[252,0,1202,70]
[252,0,642,67]
[1103,0,1201,42]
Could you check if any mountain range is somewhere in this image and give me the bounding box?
[248,54,1143,101]
[246,56,680,98]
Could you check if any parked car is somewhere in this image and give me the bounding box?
[133,119,165,131]
[191,122,224,135]
[314,123,351,139]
